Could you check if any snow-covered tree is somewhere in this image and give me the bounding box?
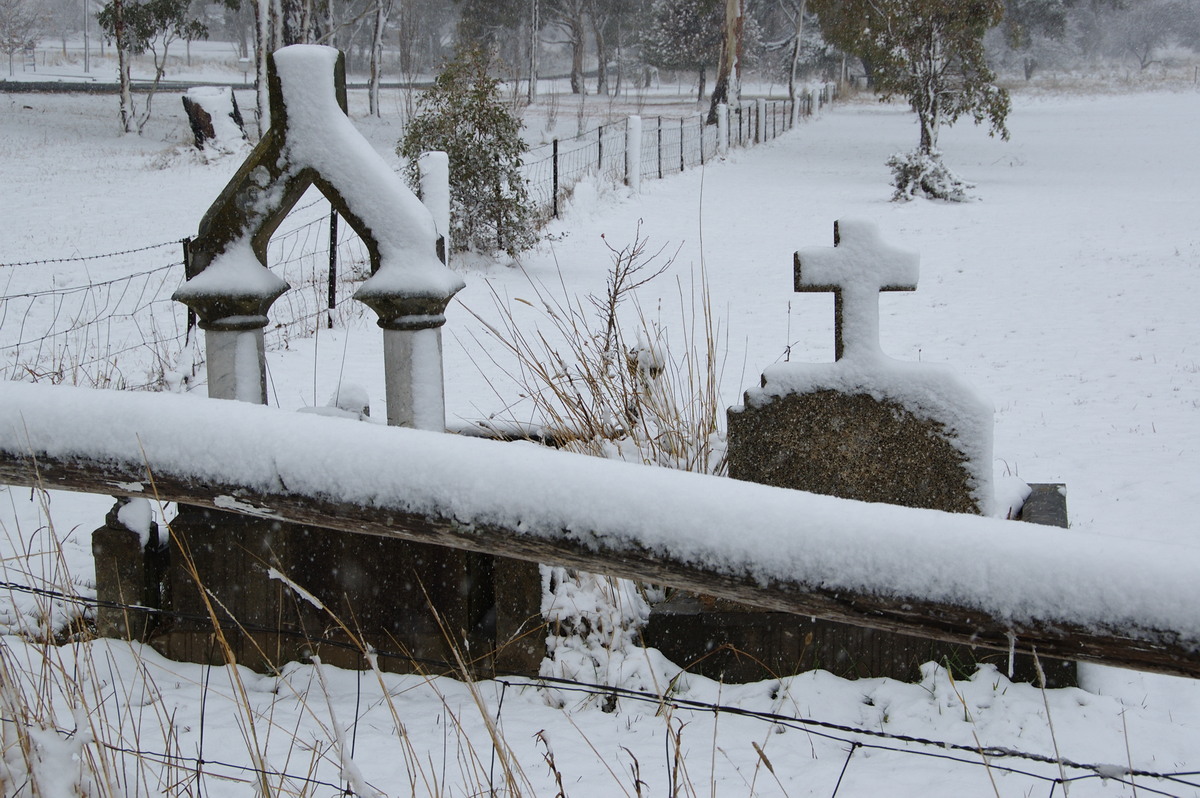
[397,47,538,258]
[1106,0,1191,71]
[707,0,743,123]
[544,0,588,93]
[641,0,723,101]
[98,0,208,133]
[813,0,1010,200]
[0,0,44,77]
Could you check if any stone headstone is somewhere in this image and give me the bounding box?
[727,219,993,515]
[644,220,1077,686]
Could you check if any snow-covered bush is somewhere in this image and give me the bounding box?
[887,148,975,202]
[397,47,538,259]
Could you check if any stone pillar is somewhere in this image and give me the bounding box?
[202,324,269,403]
[173,239,287,405]
[382,324,447,431]
[356,290,454,432]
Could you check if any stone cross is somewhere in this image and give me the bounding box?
[794,219,919,361]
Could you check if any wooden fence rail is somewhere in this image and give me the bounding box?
[1,381,1197,678]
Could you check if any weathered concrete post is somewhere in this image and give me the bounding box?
[716,103,730,155]
[625,115,642,192]
[418,150,451,263]
[356,293,455,431]
[174,241,286,404]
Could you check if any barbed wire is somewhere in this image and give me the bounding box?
[1,576,1196,796]
[0,240,186,269]
[0,196,336,271]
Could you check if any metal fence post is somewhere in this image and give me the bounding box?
[552,138,560,218]
[657,117,663,179]
[597,124,604,173]
[327,211,337,329]
[182,238,196,343]
[679,116,685,172]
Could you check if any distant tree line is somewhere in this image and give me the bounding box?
[6,0,1197,137]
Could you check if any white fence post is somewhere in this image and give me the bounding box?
[418,151,451,263]
[626,115,642,192]
[756,98,767,143]
[717,103,730,156]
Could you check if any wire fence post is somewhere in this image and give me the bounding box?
[625,115,642,192]
[716,103,729,156]
[699,116,705,166]
[326,211,337,329]
[552,138,560,218]
[182,237,197,344]
[597,123,604,173]
[679,116,685,172]
[657,117,663,179]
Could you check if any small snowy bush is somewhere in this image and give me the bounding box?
[398,47,538,259]
[887,149,975,202]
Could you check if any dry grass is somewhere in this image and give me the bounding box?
[462,225,728,476]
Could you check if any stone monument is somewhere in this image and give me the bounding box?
[727,218,993,514]
[648,219,1073,686]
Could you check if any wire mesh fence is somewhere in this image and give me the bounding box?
[0,87,835,393]
[0,197,372,391]
[0,570,1196,798]
[523,90,833,222]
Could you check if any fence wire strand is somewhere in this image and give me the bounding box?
[0,576,1195,797]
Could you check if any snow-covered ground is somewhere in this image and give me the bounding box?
[3,79,1200,796]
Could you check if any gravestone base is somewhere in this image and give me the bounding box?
[643,485,1074,688]
[144,505,544,677]
[644,596,1076,688]
[728,389,984,514]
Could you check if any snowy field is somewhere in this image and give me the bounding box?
[3,79,1200,796]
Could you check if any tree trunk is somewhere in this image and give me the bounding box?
[788,0,806,126]
[369,0,392,117]
[527,0,539,102]
[256,0,271,135]
[707,0,742,124]
[591,12,607,95]
[113,0,133,133]
[568,14,584,94]
[697,65,706,102]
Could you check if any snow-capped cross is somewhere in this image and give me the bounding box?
[794,219,919,362]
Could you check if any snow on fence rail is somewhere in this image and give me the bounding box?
[3,380,1200,679]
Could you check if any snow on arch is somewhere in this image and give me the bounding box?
[174,44,463,326]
